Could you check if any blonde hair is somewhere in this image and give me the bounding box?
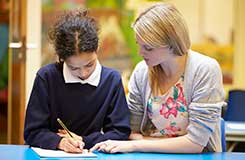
[132,3,190,96]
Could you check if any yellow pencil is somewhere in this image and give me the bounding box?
[57,118,74,138]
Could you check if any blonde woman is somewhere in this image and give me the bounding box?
[90,3,225,153]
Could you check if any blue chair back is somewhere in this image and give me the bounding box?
[224,90,245,121]
[220,118,226,152]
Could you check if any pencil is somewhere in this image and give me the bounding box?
[57,118,74,138]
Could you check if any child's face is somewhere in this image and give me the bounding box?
[65,52,98,80]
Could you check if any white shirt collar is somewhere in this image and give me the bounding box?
[63,60,102,87]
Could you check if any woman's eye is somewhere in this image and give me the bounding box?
[144,46,153,51]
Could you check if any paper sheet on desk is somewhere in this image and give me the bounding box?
[31,147,97,158]
[227,123,245,130]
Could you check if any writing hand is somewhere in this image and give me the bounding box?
[57,129,83,140]
[57,137,84,153]
[57,130,84,153]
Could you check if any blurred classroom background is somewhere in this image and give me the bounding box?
[1,0,245,152]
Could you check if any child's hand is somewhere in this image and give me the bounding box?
[57,130,84,152]
[57,129,83,140]
[57,137,84,153]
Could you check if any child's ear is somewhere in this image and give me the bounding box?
[58,57,64,63]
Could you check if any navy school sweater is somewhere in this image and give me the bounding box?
[24,62,131,149]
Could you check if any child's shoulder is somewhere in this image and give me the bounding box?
[101,66,121,81]
[37,63,60,77]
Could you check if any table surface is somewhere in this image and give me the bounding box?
[225,121,245,135]
[225,121,245,142]
[1,145,245,160]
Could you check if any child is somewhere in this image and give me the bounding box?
[24,8,131,153]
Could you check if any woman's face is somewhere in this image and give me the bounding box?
[136,35,174,67]
[65,52,97,80]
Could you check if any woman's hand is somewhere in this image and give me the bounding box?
[57,129,84,153]
[89,140,135,153]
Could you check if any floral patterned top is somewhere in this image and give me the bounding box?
[147,76,189,137]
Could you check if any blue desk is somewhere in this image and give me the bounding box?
[1,144,245,160]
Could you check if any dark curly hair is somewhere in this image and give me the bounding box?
[48,8,99,61]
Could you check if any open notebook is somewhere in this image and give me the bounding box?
[31,147,97,158]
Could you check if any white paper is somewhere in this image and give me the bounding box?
[31,147,97,158]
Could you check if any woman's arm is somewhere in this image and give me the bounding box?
[90,135,203,153]
[129,132,203,153]
[132,136,203,153]
[127,62,147,132]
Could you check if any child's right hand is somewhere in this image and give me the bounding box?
[57,136,84,153]
[57,129,83,141]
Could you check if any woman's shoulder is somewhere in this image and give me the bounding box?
[129,61,149,87]
[187,50,221,73]
[134,60,148,71]
[131,60,148,78]
[185,50,223,86]
[188,50,219,67]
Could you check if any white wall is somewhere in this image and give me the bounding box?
[167,0,201,43]
[203,0,233,44]
[233,0,245,89]
[26,0,41,106]
[166,0,233,44]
